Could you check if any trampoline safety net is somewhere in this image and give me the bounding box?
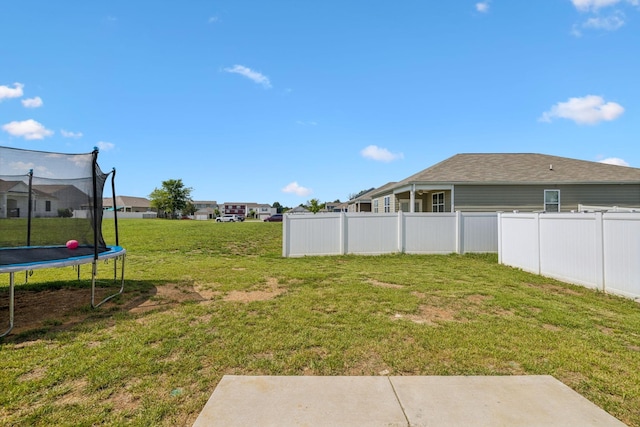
[0,146,109,253]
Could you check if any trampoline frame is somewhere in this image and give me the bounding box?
[0,246,126,337]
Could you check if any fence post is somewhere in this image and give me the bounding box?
[455,211,462,254]
[535,213,541,275]
[340,212,346,255]
[398,210,405,253]
[497,212,502,264]
[595,212,605,292]
[282,214,289,257]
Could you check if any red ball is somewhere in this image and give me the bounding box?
[66,240,79,249]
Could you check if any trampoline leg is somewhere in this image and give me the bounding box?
[1,273,15,338]
[91,254,126,308]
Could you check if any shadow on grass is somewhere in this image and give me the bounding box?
[0,278,205,343]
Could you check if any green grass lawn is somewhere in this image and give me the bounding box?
[1,219,639,426]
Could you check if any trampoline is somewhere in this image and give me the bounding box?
[1,146,126,337]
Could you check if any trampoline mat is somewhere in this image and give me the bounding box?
[0,246,110,267]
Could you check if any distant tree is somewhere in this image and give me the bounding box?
[272,201,283,213]
[149,179,193,219]
[306,198,325,214]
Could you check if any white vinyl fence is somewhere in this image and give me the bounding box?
[498,212,640,299]
[74,210,157,219]
[282,212,498,257]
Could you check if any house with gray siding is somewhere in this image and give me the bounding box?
[368,153,640,213]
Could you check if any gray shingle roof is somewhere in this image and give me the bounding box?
[398,153,640,185]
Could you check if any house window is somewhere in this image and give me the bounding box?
[45,201,51,212]
[544,190,560,212]
[432,192,445,212]
[384,196,391,213]
[373,199,379,213]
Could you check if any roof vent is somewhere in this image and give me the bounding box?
[549,164,553,170]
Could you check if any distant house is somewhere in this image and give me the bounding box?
[288,205,310,214]
[323,201,349,213]
[1,179,32,218]
[34,184,90,212]
[347,187,377,213]
[221,202,248,218]
[246,203,276,220]
[103,196,154,212]
[348,182,396,213]
[193,200,219,220]
[367,153,640,213]
[0,179,89,218]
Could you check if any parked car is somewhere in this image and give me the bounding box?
[264,214,283,222]
[216,214,241,222]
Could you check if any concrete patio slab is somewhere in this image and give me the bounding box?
[193,375,627,427]
[193,375,408,427]
[391,375,626,427]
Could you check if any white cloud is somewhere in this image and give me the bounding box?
[360,145,404,162]
[570,0,637,34]
[599,157,630,166]
[571,0,633,12]
[224,65,272,88]
[0,82,24,100]
[61,129,83,138]
[582,13,625,30]
[208,16,219,23]
[2,119,54,140]
[476,2,490,13]
[97,141,115,151]
[539,95,624,125]
[21,96,43,108]
[282,181,312,197]
[296,120,318,126]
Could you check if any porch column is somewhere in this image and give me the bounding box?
[410,184,415,213]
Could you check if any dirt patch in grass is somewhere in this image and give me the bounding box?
[223,278,285,303]
[526,282,582,296]
[393,293,511,325]
[55,378,90,406]
[129,283,207,314]
[393,305,459,325]
[18,366,47,382]
[0,288,97,335]
[0,282,213,336]
[366,278,403,289]
[107,386,141,413]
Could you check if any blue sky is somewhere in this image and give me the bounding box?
[1,1,639,207]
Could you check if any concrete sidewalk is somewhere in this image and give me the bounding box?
[193,375,627,427]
